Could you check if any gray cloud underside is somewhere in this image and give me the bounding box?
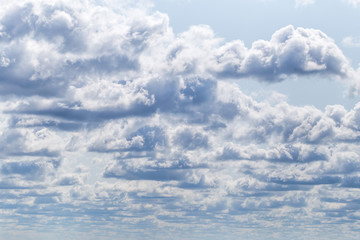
[1,0,360,239]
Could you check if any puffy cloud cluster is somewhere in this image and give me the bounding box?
[1,0,360,239]
[214,25,352,81]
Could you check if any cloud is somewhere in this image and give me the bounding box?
[217,143,329,163]
[0,0,165,98]
[9,115,83,131]
[342,36,360,48]
[173,128,209,150]
[295,0,316,7]
[89,125,167,152]
[0,0,354,110]
[214,25,352,82]
[344,0,360,7]
[0,127,63,157]
[1,159,59,181]
[296,0,360,7]
[1,0,360,239]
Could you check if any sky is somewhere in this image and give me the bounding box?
[1,0,360,239]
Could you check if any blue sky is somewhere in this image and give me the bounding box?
[1,0,360,239]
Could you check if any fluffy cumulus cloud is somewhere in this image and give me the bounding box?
[215,25,353,82]
[1,0,360,239]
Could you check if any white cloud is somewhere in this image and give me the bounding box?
[342,36,360,47]
[344,0,360,7]
[295,0,316,7]
[0,0,360,239]
[296,0,360,7]
[215,25,353,82]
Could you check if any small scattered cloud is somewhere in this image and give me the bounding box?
[342,36,360,48]
[344,0,360,7]
[295,0,316,7]
[296,0,360,7]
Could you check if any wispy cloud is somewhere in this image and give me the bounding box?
[296,0,360,7]
[342,36,360,47]
[295,0,316,7]
[344,0,360,7]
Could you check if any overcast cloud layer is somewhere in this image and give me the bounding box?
[1,0,360,239]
